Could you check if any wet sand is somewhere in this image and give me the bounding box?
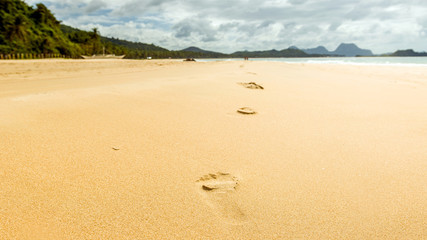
[0,59,426,239]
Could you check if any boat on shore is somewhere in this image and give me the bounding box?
[81,54,125,59]
[81,47,125,59]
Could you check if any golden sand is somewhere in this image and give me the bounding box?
[0,59,426,239]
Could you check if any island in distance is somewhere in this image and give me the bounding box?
[183,44,427,58]
[294,43,374,57]
[183,43,375,58]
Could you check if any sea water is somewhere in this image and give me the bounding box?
[198,57,427,66]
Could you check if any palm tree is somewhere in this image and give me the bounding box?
[7,15,28,42]
[91,28,100,40]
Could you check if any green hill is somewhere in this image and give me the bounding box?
[389,49,427,57]
[0,0,82,56]
[230,48,310,58]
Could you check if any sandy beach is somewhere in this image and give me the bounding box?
[0,59,426,239]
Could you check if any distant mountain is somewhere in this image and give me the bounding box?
[103,37,168,52]
[180,46,312,58]
[182,46,226,55]
[181,46,227,58]
[230,48,310,58]
[303,46,330,55]
[182,46,211,53]
[389,49,427,57]
[333,43,373,57]
[299,43,373,57]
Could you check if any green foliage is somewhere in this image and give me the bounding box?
[231,48,309,58]
[0,0,83,56]
[389,49,427,57]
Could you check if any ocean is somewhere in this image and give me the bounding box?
[198,57,427,66]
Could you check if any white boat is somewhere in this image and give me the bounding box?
[81,54,125,59]
[81,47,125,59]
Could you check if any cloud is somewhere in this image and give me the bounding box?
[173,18,218,43]
[112,0,171,16]
[84,0,107,14]
[26,0,427,53]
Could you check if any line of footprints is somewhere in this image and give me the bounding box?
[237,81,263,114]
[196,77,264,224]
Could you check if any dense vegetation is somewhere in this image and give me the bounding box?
[0,0,82,56]
[389,49,427,57]
[231,48,311,58]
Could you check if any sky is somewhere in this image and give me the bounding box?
[25,0,427,54]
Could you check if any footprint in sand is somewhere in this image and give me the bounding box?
[238,82,264,90]
[237,107,257,115]
[196,173,247,224]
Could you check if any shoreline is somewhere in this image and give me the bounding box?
[197,56,427,67]
[0,59,426,239]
